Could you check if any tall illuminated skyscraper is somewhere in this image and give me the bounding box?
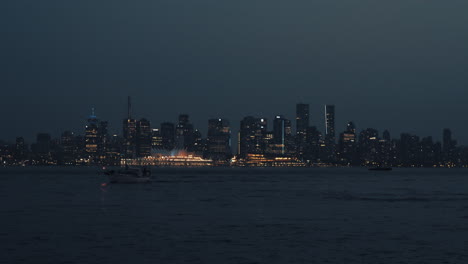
[323,105,336,162]
[85,108,99,158]
[123,96,137,158]
[273,115,291,155]
[239,116,267,157]
[325,105,335,143]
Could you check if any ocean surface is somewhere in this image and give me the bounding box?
[1,167,468,264]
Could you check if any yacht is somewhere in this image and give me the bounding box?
[104,166,151,183]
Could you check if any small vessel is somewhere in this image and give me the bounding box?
[368,167,392,171]
[104,166,151,183]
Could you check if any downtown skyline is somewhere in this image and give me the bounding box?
[0,98,465,167]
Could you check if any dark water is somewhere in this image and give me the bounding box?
[1,167,468,264]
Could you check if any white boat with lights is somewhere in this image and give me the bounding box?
[104,166,151,183]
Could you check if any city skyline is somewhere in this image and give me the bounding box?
[0,98,464,147]
[2,1,468,144]
[1,100,466,168]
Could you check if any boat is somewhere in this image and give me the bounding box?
[104,166,151,183]
[368,167,392,171]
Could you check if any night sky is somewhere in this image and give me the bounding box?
[2,1,468,144]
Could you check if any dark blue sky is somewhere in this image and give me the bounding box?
[1,0,468,144]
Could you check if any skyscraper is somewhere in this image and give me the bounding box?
[161,122,175,151]
[123,96,137,158]
[296,103,309,158]
[136,118,152,157]
[61,131,76,164]
[296,104,309,136]
[442,128,456,164]
[323,105,336,162]
[206,118,231,160]
[175,114,194,150]
[151,128,163,149]
[338,121,357,165]
[272,115,292,155]
[325,105,335,143]
[85,109,99,159]
[239,116,267,157]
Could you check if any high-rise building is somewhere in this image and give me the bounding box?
[61,131,76,164]
[296,104,309,135]
[205,118,231,160]
[123,97,137,158]
[296,104,309,157]
[358,128,379,165]
[338,121,357,165]
[97,121,109,161]
[442,128,457,164]
[325,105,336,143]
[32,133,52,164]
[323,105,336,162]
[303,126,322,162]
[136,118,152,157]
[151,128,163,149]
[239,116,267,157]
[161,122,175,151]
[175,114,195,150]
[399,133,420,167]
[85,109,99,159]
[272,115,292,155]
[14,137,27,162]
[192,129,204,155]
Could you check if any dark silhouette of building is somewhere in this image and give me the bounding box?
[61,131,76,165]
[192,129,204,155]
[205,118,231,160]
[161,122,175,151]
[296,104,309,157]
[14,137,27,162]
[323,104,336,162]
[358,128,379,166]
[136,118,152,157]
[303,126,322,163]
[443,128,457,165]
[123,97,137,158]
